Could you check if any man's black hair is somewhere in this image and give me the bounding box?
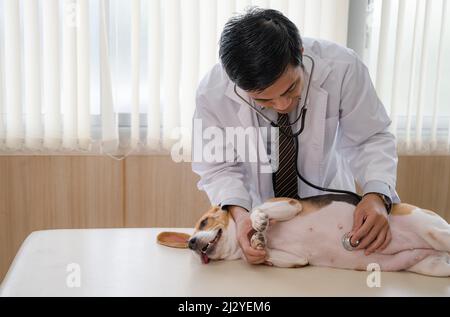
[219,7,303,92]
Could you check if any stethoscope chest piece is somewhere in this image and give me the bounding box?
[341,232,360,251]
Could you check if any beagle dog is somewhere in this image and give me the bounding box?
[158,195,450,277]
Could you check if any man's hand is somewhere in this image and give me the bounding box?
[350,194,391,256]
[228,205,266,264]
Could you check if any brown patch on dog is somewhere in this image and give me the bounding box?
[193,205,230,233]
[295,200,320,215]
[309,227,314,232]
[267,197,297,204]
[391,203,418,216]
[302,194,360,208]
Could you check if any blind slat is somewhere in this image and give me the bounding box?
[4,0,23,149]
[99,0,118,151]
[405,0,422,149]
[304,0,321,39]
[179,0,200,159]
[24,0,42,149]
[63,0,78,149]
[415,0,433,150]
[389,0,407,134]
[131,0,140,148]
[431,0,448,148]
[288,0,305,35]
[320,0,349,46]
[199,0,218,80]
[147,0,161,149]
[43,0,61,149]
[77,0,91,150]
[162,0,181,150]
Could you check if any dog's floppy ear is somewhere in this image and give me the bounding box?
[157,232,190,249]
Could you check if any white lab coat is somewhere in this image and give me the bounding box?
[192,38,400,211]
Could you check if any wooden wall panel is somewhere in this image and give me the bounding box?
[397,156,450,221]
[0,156,124,283]
[124,156,211,228]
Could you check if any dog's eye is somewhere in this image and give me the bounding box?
[199,218,208,229]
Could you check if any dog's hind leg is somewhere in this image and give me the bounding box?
[265,249,309,268]
[412,209,450,252]
[407,252,450,277]
[424,228,450,252]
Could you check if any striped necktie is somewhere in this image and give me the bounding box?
[273,113,299,199]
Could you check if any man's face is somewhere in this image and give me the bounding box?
[246,65,305,114]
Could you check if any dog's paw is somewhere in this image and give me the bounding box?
[250,231,266,250]
[250,208,269,232]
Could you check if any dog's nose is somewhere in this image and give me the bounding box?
[188,237,197,250]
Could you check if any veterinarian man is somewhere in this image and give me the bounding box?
[192,8,400,265]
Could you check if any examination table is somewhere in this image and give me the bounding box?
[0,228,448,296]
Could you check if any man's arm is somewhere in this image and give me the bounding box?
[191,94,265,264]
[337,50,400,254]
[226,205,266,264]
[192,94,252,210]
[337,50,400,203]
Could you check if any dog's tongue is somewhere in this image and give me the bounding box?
[201,253,210,264]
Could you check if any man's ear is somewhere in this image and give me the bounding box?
[157,232,190,248]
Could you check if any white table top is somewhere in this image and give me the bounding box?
[1,228,449,297]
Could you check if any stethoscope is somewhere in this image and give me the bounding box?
[234,54,362,250]
[234,54,363,249]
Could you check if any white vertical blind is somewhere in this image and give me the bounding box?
[77,0,91,150]
[405,0,422,150]
[304,1,321,39]
[62,0,78,149]
[99,0,118,152]
[199,0,218,80]
[131,0,140,148]
[0,39,4,149]
[287,0,305,34]
[415,0,433,151]
[23,0,42,149]
[321,0,349,45]
[375,0,395,108]
[4,0,23,149]
[367,0,450,154]
[179,0,200,160]
[147,0,161,150]
[270,0,288,14]
[0,0,350,156]
[162,0,181,150]
[389,0,406,135]
[235,0,252,12]
[433,0,448,150]
[42,0,62,149]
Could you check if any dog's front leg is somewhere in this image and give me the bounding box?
[250,198,302,233]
